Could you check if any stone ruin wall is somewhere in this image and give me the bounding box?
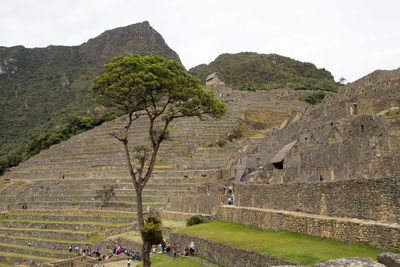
[217,205,400,250]
[282,115,400,182]
[234,176,400,224]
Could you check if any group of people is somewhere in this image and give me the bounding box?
[184,241,195,256]
[104,245,143,262]
[68,245,92,256]
[223,184,235,205]
[160,240,177,259]
[27,241,38,248]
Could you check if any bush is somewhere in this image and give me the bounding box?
[187,215,210,227]
[95,184,116,206]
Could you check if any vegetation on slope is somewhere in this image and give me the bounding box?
[176,220,387,265]
[0,109,122,175]
[189,52,340,92]
[0,21,180,175]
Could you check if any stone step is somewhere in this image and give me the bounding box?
[0,250,63,264]
[0,235,91,251]
[0,243,74,259]
[0,194,173,203]
[0,227,90,241]
[2,201,164,211]
[0,219,132,231]
[7,168,217,179]
[3,213,136,223]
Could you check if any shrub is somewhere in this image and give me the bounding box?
[95,184,117,206]
[187,215,210,227]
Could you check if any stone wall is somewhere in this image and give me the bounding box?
[169,232,293,267]
[216,206,400,250]
[234,177,400,224]
[51,256,98,267]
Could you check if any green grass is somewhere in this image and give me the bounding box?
[386,112,400,119]
[0,261,12,267]
[0,227,91,234]
[0,218,133,227]
[0,250,63,262]
[7,235,91,245]
[7,211,137,218]
[139,253,207,267]
[175,220,386,265]
[0,242,70,255]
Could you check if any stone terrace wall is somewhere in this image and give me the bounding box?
[235,176,400,224]
[169,233,293,267]
[217,206,400,250]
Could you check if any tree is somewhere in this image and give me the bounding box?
[91,54,226,266]
[95,184,117,206]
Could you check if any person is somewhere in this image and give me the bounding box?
[189,241,195,256]
[161,240,166,253]
[35,242,38,248]
[69,245,72,253]
[127,259,130,267]
[184,246,189,256]
[228,197,232,205]
[75,246,78,253]
[152,245,156,253]
[166,242,171,255]
[28,241,31,247]
[173,244,177,259]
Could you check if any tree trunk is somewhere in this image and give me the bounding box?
[141,240,152,267]
[137,190,152,266]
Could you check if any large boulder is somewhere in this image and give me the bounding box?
[314,257,384,267]
[378,253,400,267]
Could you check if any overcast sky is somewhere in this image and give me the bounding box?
[1,0,399,82]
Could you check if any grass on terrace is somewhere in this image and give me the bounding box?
[175,220,387,265]
[0,262,12,267]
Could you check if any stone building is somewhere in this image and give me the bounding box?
[205,72,222,85]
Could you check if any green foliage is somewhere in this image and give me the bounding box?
[189,52,340,92]
[176,220,386,265]
[186,215,210,227]
[0,110,122,176]
[91,54,226,120]
[297,91,326,105]
[0,25,181,169]
[386,112,400,119]
[95,184,117,206]
[142,211,163,245]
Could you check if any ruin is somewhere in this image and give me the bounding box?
[0,68,399,265]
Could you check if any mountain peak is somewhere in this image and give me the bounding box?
[79,21,181,63]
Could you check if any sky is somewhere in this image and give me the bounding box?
[1,0,399,82]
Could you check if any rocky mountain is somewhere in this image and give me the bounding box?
[189,52,340,91]
[0,21,180,158]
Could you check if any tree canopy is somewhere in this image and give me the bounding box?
[91,54,225,120]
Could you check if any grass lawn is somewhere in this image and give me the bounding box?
[175,220,388,265]
[103,254,207,267]
[0,262,12,267]
[141,253,207,267]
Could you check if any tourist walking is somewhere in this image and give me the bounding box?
[190,241,195,256]
[173,244,177,259]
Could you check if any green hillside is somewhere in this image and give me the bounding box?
[189,52,340,92]
[0,21,180,168]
